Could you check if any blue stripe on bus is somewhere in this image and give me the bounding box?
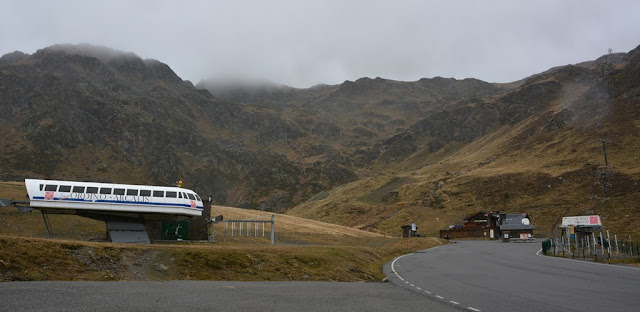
[33,197,203,210]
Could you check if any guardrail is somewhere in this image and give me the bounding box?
[541,237,640,263]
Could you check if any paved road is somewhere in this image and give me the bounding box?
[4,241,639,311]
[383,240,640,312]
[0,280,460,312]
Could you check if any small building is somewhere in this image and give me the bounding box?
[439,211,535,241]
[499,213,535,242]
[402,223,420,237]
[439,211,500,239]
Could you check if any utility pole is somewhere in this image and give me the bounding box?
[597,139,611,216]
[601,48,613,77]
[270,215,275,245]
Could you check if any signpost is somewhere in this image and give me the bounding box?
[559,215,610,261]
[562,215,602,227]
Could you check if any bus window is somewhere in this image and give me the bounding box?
[100,188,112,195]
[86,187,98,194]
[45,185,58,192]
[166,191,177,198]
[140,190,151,197]
[187,193,196,200]
[113,188,125,195]
[127,189,138,196]
[153,190,164,197]
[59,185,72,192]
[73,186,85,193]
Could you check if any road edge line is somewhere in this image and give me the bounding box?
[390,245,441,281]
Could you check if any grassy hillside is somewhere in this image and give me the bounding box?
[0,182,444,282]
[287,49,640,240]
[288,115,640,239]
[0,235,443,282]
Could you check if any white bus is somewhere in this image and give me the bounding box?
[25,179,203,220]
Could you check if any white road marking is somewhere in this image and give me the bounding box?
[390,253,413,281]
[391,245,473,310]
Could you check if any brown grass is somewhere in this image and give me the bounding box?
[0,234,443,282]
[285,116,640,241]
[0,182,445,282]
[212,205,382,237]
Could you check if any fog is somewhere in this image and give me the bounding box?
[1,0,639,88]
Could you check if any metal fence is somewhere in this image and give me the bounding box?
[209,215,275,245]
[541,236,640,263]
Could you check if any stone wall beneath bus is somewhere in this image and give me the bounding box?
[146,201,211,242]
[188,201,210,240]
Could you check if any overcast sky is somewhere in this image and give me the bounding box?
[1,0,639,88]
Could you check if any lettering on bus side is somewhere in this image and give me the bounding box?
[67,190,151,203]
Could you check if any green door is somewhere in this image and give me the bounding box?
[161,220,189,240]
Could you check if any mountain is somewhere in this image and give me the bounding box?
[284,47,640,237]
[202,46,640,237]
[1,43,639,237]
[0,44,356,211]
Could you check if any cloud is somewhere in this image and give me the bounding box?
[1,0,639,87]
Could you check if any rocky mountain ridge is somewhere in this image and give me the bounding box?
[1,43,639,237]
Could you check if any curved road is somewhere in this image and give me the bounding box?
[383,240,640,312]
[3,240,639,311]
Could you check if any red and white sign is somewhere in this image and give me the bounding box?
[45,191,54,200]
[562,215,602,227]
[190,200,196,208]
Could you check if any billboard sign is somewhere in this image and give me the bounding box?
[562,215,602,227]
